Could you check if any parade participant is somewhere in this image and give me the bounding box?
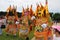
[19,8,30,39]
[5,5,18,37]
[31,0,53,40]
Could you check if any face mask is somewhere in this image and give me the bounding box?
[41,23,47,29]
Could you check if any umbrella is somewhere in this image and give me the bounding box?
[52,25,60,31]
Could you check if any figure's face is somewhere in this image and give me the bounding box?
[8,16,12,20]
[8,16,15,21]
[35,19,48,32]
[36,18,42,26]
[24,10,29,16]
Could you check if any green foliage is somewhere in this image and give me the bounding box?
[53,13,60,20]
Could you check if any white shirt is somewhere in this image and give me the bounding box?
[2,19,6,25]
[53,34,60,40]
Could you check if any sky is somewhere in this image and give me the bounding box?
[0,0,60,13]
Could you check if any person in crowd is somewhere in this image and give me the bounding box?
[0,17,3,35]
[52,25,60,40]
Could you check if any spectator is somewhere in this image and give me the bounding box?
[0,17,3,35]
[52,25,60,40]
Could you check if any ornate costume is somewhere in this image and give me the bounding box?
[5,5,18,36]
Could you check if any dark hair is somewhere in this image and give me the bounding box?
[26,37,29,40]
[55,29,60,34]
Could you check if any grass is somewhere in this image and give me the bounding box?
[0,29,34,40]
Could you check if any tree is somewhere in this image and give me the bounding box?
[53,13,60,22]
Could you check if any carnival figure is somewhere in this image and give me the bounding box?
[31,0,53,40]
[19,6,30,37]
[19,16,29,40]
[5,16,17,36]
[5,5,18,36]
